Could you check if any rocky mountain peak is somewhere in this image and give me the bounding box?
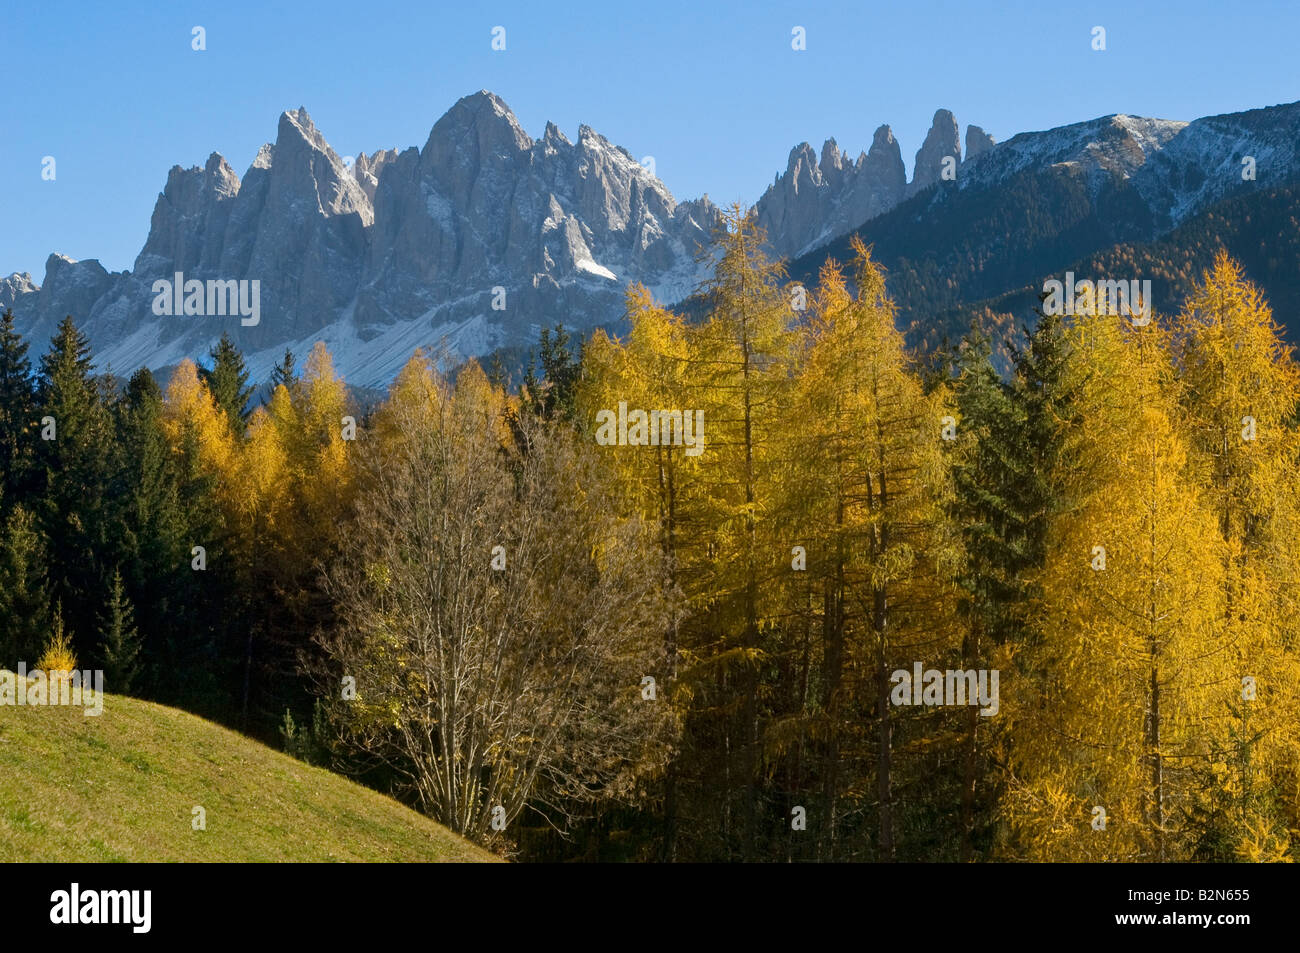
[784,142,819,186]
[864,124,906,189]
[271,106,371,222]
[819,139,847,190]
[132,152,241,279]
[820,138,843,172]
[426,90,532,158]
[542,120,571,151]
[353,149,398,203]
[251,142,274,171]
[0,272,38,312]
[353,91,717,382]
[910,108,962,193]
[871,124,897,150]
[279,107,328,152]
[756,121,908,259]
[965,125,996,160]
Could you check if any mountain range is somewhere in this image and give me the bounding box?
[787,100,1300,362]
[5,91,1299,387]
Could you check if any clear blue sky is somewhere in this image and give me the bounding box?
[4,0,1296,281]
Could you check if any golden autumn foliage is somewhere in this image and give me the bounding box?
[1175,252,1300,859]
[161,359,235,479]
[131,240,1300,861]
[578,238,1300,861]
[36,610,77,674]
[1005,310,1231,861]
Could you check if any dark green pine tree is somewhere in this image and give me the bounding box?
[942,308,1079,861]
[1008,303,1078,588]
[199,332,253,435]
[538,324,581,420]
[99,567,142,693]
[0,309,36,502]
[108,367,231,719]
[270,348,296,393]
[116,368,187,697]
[945,322,1024,861]
[522,324,581,421]
[950,323,1027,647]
[35,315,117,657]
[0,503,50,665]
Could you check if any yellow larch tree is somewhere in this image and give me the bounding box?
[160,359,236,484]
[781,239,956,860]
[1006,303,1230,862]
[576,286,698,858]
[1175,252,1300,860]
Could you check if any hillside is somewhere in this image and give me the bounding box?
[0,686,497,862]
[921,183,1300,355]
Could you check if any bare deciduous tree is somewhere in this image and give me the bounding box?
[319,356,676,847]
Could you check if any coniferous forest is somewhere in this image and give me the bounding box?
[3,205,1297,862]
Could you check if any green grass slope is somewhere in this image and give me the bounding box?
[0,687,497,862]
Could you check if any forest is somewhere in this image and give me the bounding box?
[1,204,1297,862]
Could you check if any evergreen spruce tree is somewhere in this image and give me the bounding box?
[946,322,1022,860]
[200,332,253,436]
[270,348,296,393]
[486,352,509,392]
[0,503,50,665]
[115,368,190,697]
[35,315,115,656]
[528,324,581,421]
[0,309,36,502]
[942,308,1080,860]
[951,324,1025,645]
[99,567,142,693]
[1008,304,1077,586]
